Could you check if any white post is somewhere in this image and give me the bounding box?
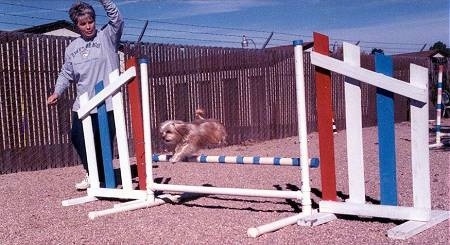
[139,58,155,201]
[246,40,316,238]
[80,93,100,189]
[343,42,365,204]
[293,40,312,215]
[409,64,431,212]
[110,69,133,190]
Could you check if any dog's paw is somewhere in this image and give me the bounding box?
[170,154,181,163]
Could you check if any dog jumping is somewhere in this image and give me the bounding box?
[159,109,227,163]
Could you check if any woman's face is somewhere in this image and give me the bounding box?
[76,14,96,39]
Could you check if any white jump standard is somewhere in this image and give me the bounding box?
[307,32,449,240]
[65,42,323,237]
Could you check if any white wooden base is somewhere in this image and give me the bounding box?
[297,212,337,226]
[113,198,146,208]
[62,196,98,206]
[429,143,443,148]
[320,200,431,221]
[387,210,450,239]
[318,201,449,240]
[86,187,147,200]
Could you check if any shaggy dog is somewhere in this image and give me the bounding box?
[159,110,227,163]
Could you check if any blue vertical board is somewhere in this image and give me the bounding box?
[95,81,116,188]
[375,54,397,205]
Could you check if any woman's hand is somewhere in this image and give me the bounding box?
[47,94,59,105]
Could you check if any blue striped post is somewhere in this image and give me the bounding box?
[375,54,397,206]
[152,154,320,168]
[434,65,443,144]
[435,81,442,135]
[95,81,116,188]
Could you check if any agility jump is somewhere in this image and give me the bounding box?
[305,32,449,239]
[62,33,449,239]
[62,40,319,237]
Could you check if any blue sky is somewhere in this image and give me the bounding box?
[0,0,448,54]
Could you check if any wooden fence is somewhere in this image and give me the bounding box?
[0,31,434,174]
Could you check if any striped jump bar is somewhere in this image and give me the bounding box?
[152,154,320,168]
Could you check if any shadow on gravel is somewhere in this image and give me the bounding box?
[336,214,403,225]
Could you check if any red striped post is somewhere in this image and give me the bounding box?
[126,57,147,190]
[313,32,337,201]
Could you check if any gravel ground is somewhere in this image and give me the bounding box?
[0,120,449,245]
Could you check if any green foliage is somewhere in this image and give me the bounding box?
[370,48,384,55]
[429,41,450,55]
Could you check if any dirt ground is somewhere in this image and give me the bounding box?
[0,119,449,244]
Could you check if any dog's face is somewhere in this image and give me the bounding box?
[159,120,187,146]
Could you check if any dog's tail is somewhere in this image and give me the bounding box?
[195,108,206,120]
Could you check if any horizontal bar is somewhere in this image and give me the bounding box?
[152,183,303,200]
[310,51,427,103]
[77,67,136,119]
[152,154,319,168]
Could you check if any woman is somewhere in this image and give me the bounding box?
[47,0,124,190]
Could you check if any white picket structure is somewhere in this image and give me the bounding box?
[308,42,449,239]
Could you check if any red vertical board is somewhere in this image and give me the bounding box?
[313,32,337,201]
[126,57,147,190]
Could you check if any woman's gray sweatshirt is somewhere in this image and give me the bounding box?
[53,0,124,112]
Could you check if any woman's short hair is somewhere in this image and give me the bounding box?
[69,1,96,24]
